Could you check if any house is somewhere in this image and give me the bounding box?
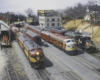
[37,10,62,28]
[84,5,100,21]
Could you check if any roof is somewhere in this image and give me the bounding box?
[0,20,10,31]
[41,31,50,35]
[0,13,6,17]
[18,35,31,43]
[22,28,28,33]
[24,40,39,50]
[50,28,67,33]
[50,33,70,41]
[26,30,40,37]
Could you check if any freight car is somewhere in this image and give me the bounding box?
[10,26,23,41]
[18,35,44,68]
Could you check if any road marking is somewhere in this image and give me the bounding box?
[73,57,97,69]
[77,56,100,69]
[82,62,93,70]
[45,50,70,71]
[44,48,88,80]
[46,42,100,69]
[95,54,100,57]
[43,42,100,78]
[44,47,100,79]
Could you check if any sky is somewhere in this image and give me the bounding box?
[0,0,97,15]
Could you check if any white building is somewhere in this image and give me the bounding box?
[38,10,62,28]
[84,5,100,21]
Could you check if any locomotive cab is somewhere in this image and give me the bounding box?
[29,47,44,68]
[64,39,77,55]
[78,37,96,53]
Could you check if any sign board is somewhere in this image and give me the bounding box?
[26,20,32,22]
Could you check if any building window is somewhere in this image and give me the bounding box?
[52,18,55,21]
[58,18,59,21]
[47,18,49,22]
[52,23,55,26]
[47,23,49,27]
[41,23,43,26]
[58,23,59,26]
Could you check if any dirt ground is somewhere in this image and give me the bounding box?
[63,19,100,43]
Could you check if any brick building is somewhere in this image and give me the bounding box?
[0,13,8,22]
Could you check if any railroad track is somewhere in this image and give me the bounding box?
[77,47,100,61]
[4,48,20,80]
[90,53,100,61]
[34,68,51,80]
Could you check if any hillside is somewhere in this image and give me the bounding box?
[62,19,100,43]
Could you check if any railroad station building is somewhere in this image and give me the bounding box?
[37,10,62,28]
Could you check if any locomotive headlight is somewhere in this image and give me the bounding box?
[37,52,39,55]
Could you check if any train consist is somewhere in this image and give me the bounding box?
[24,24,77,55]
[10,25,44,68]
[45,27,67,35]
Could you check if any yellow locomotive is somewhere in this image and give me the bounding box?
[18,35,44,68]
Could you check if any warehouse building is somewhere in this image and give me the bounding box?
[0,20,11,47]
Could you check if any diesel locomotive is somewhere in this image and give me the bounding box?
[24,24,77,55]
[10,25,44,68]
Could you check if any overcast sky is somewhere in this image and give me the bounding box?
[0,0,97,15]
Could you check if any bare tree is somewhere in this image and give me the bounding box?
[25,8,35,17]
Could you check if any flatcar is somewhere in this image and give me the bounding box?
[18,35,44,68]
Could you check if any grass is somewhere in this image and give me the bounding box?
[62,19,100,43]
[62,19,89,30]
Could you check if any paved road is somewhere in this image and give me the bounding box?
[42,40,100,80]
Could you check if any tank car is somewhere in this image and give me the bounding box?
[18,35,44,68]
